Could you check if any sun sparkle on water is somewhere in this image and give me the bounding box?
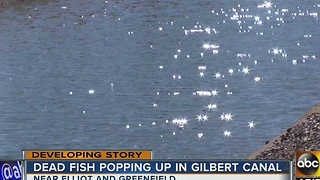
[134,0,317,141]
[60,0,320,150]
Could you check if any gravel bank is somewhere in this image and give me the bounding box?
[247,103,320,160]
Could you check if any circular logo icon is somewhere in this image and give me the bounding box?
[297,153,319,175]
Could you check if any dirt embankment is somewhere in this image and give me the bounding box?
[247,103,320,160]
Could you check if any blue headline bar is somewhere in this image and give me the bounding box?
[0,161,22,180]
[26,161,290,174]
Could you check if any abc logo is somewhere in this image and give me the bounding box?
[297,153,319,175]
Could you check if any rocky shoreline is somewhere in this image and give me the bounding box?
[247,103,320,160]
[247,104,320,179]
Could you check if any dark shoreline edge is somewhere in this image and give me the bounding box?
[247,103,320,160]
[0,0,25,7]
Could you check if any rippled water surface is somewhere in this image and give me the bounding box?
[0,0,320,159]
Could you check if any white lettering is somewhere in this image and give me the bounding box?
[34,163,65,172]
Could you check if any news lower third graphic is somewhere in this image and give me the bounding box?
[0,161,22,180]
[23,150,153,160]
[25,160,290,180]
[27,161,289,173]
[296,151,320,180]
[0,150,293,180]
